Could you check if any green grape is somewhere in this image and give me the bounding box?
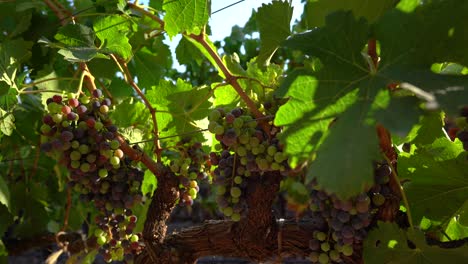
[110,156,120,166]
[270,162,281,171]
[329,250,340,262]
[217,186,226,195]
[223,207,233,216]
[274,152,286,163]
[95,121,104,130]
[130,234,139,242]
[341,244,353,256]
[80,163,91,173]
[234,176,243,184]
[110,140,120,150]
[231,213,241,222]
[80,96,90,104]
[233,118,244,128]
[214,125,224,135]
[40,124,51,134]
[97,235,107,245]
[209,110,221,121]
[256,158,269,170]
[78,144,90,154]
[238,134,250,144]
[189,180,198,188]
[249,137,260,146]
[315,231,327,241]
[70,150,81,161]
[321,242,330,252]
[208,122,218,133]
[188,187,197,197]
[236,146,247,156]
[99,168,108,178]
[230,187,242,198]
[61,120,70,128]
[267,145,277,156]
[52,113,63,124]
[318,253,329,264]
[372,193,386,206]
[189,172,197,180]
[71,160,80,169]
[71,140,80,149]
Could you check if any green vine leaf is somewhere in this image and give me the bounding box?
[364,222,468,263]
[256,0,293,66]
[163,0,210,37]
[399,137,468,224]
[93,15,132,59]
[147,79,212,140]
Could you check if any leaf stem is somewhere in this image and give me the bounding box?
[110,54,163,162]
[127,2,165,29]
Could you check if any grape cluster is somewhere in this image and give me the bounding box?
[305,162,394,263]
[39,90,143,262]
[168,138,210,206]
[208,106,288,220]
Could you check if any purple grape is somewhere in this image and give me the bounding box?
[92,89,103,98]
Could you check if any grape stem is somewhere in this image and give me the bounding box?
[384,155,414,230]
[110,54,163,162]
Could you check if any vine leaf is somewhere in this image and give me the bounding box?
[364,222,468,263]
[93,15,132,60]
[48,23,98,62]
[129,38,172,90]
[304,0,396,28]
[399,138,468,224]
[163,0,210,38]
[306,104,381,199]
[256,0,293,66]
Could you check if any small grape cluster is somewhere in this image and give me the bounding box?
[168,138,210,206]
[39,90,144,262]
[208,106,288,220]
[456,106,468,151]
[306,162,394,263]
